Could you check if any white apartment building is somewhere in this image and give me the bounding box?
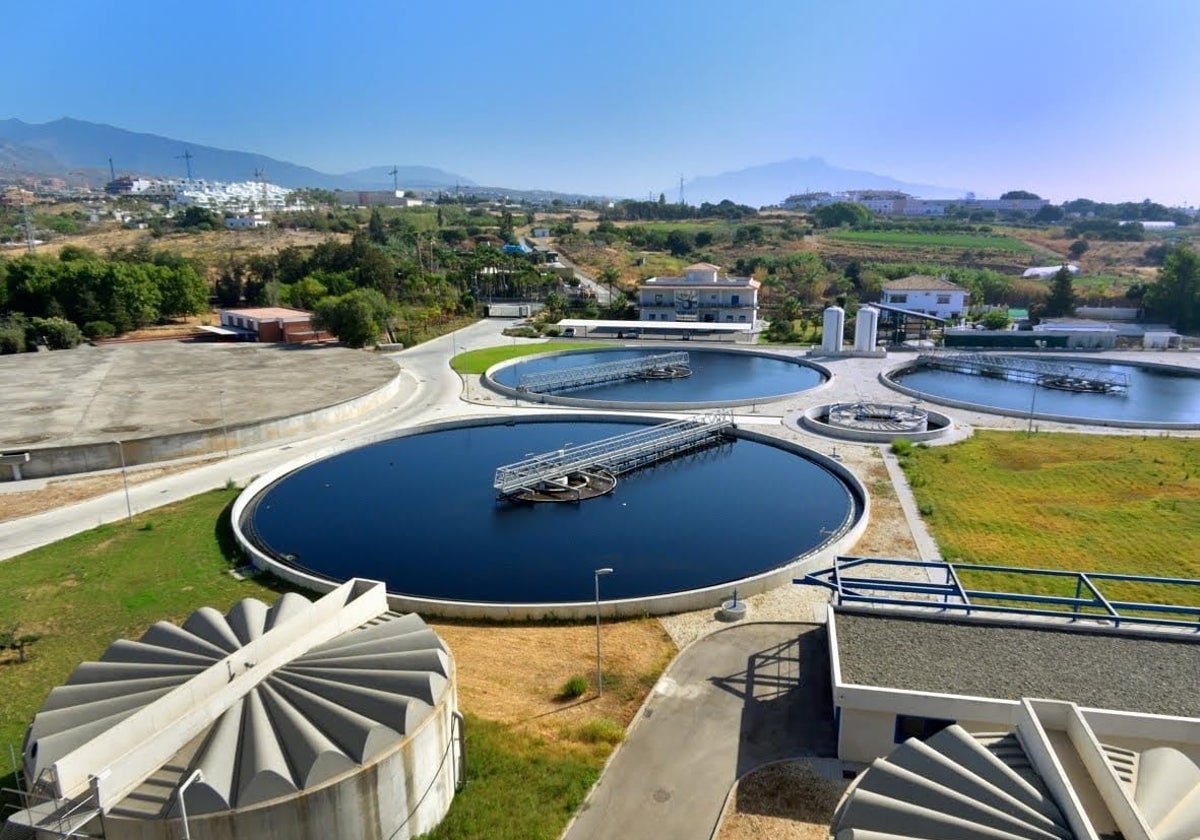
[880,275,969,319]
[637,263,759,325]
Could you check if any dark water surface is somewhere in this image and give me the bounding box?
[494,348,825,403]
[892,360,1200,424]
[248,421,858,603]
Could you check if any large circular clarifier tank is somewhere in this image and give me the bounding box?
[886,355,1200,427]
[235,417,866,618]
[484,347,828,408]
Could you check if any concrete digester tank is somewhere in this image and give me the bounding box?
[822,306,845,353]
[854,306,879,352]
[9,580,461,840]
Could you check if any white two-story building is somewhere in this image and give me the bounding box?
[637,263,759,325]
[880,275,969,319]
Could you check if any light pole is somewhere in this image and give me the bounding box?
[177,768,204,840]
[594,567,614,695]
[113,440,132,524]
[217,389,230,458]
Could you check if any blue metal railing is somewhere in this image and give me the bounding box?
[797,556,1200,630]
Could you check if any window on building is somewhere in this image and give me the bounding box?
[894,714,954,743]
[937,294,951,304]
[726,315,733,321]
[738,315,747,321]
[647,314,655,321]
[731,294,740,305]
[890,294,908,304]
[655,294,663,304]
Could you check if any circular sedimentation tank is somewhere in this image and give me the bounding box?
[233,416,867,618]
[801,402,952,443]
[885,356,1200,428]
[484,347,828,408]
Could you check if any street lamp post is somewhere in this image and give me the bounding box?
[113,440,132,524]
[594,567,614,695]
[177,768,204,840]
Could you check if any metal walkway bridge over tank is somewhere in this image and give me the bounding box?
[916,353,1129,393]
[493,411,733,499]
[517,351,690,394]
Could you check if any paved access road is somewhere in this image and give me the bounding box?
[564,622,835,840]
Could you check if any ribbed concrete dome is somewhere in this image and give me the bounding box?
[24,588,453,822]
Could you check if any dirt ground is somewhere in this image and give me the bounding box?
[716,762,847,840]
[431,618,676,745]
[32,224,347,262]
[0,460,222,523]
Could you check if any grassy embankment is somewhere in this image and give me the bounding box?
[0,487,664,839]
[901,432,1200,613]
[451,342,605,375]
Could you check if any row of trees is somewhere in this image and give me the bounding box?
[1,246,208,344]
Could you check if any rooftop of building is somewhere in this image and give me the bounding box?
[641,274,759,288]
[222,307,313,320]
[881,275,967,292]
[833,609,1200,718]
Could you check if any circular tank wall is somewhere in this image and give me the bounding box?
[233,415,868,619]
[483,347,829,408]
[885,356,1200,428]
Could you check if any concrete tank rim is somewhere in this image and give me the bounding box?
[480,345,833,410]
[799,402,953,443]
[231,412,869,620]
[881,355,1200,430]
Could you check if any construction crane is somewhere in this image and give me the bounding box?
[388,165,399,193]
[108,157,116,182]
[175,148,194,181]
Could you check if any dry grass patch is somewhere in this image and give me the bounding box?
[716,761,847,840]
[431,619,675,748]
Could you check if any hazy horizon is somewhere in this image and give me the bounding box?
[9,0,1199,205]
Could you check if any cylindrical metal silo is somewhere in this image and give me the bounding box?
[855,306,879,352]
[822,306,845,353]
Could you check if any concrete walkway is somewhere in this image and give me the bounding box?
[563,622,835,840]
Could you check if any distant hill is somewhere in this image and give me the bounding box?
[0,118,474,190]
[676,157,968,208]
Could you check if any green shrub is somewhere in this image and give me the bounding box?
[891,438,915,457]
[29,317,84,350]
[557,675,589,700]
[83,320,117,339]
[918,502,936,517]
[0,323,26,354]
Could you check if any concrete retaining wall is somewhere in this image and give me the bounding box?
[232,413,870,620]
[481,346,832,411]
[2,371,404,481]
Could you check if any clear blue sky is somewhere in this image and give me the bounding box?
[9,0,1200,204]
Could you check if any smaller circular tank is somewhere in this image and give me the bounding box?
[823,307,845,353]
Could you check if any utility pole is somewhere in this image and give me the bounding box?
[108,156,116,182]
[389,165,399,193]
[20,188,35,253]
[176,148,194,181]
[679,174,685,205]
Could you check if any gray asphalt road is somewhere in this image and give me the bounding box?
[563,622,835,840]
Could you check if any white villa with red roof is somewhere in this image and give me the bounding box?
[880,275,969,320]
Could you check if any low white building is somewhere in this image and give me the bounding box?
[1023,264,1080,279]
[637,263,759,325]
[880,275,969,319]
[224,213,270,229]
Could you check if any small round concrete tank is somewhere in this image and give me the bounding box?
[854,306,879,352]
[822,306,845,353]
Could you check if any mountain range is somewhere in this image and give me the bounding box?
[676,157,967,207]
[1,117,971,205]
[0,118,475,191]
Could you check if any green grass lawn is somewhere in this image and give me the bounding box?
[825,229,1034,253]
[902,432,1200,611]
[451,342,605,374]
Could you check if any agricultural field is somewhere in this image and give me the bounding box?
[822,229,1035,254]
[901,432,1200,613]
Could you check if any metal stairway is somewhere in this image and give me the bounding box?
[493,412,733,499]
[517,352,689,394]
